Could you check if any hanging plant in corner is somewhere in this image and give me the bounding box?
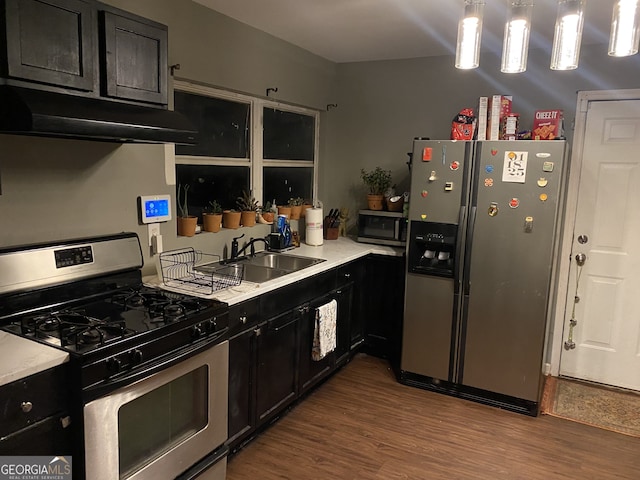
[177,184,198,237]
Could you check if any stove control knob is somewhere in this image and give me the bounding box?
[106,357,122,375]
[191,324,203,339]
[21,401,33,413]
[130,349,144,365]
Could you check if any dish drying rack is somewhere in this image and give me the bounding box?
[159,247,243,295]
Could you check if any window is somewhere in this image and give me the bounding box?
[174,82,318,221]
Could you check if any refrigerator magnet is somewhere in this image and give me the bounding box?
[423,147,432,161]
[449,161,460,171]
[537,177,548,187]
[485,165,494,173]
[543,161,554,172]
[488,203,498,216]
[539,193,548,202]
[421,190,428,198]
[509,198,520,208]
[484,178,494,187]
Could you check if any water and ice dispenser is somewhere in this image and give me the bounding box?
[407,221,458,277]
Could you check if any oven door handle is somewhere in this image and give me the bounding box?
[83,329,228,402]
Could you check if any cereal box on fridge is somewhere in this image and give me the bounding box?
[533,110,564,140]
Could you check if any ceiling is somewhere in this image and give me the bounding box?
[193,0,614,63]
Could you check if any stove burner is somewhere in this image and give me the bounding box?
[81,328,103,344]
[164,303,185,318]
[39,317,62,332]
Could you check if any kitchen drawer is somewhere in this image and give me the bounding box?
[0,413,72,455]
[0,364,70,437]
[261,269,336,319]
[228,298,260,336]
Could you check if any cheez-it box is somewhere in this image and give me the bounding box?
[533,109,564,140]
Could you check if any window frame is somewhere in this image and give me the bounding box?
[174,80,319,207]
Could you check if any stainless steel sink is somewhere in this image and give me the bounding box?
[196,252,324,284]
[244,252,325,271]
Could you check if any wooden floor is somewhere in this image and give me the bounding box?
[227,354,639,480]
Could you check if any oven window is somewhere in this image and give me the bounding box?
[118,366,209,478]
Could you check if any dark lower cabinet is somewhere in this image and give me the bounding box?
[335,283,354,367]
[363,254,406,365]
[0,414,72,455]
[337,258,366,351]
[226,254,402,455]
[0,364,71,455]
[298,299,333,395]
[227,326,257,448]
[255,310,300,426]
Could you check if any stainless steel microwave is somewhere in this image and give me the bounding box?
[357,210,407,247]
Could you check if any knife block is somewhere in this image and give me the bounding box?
[323,221,339,240]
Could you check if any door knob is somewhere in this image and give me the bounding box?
[575,253,586,266]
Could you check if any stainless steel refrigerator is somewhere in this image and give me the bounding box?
[400,139,566,415]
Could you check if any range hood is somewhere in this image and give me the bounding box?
[0,86,198,145]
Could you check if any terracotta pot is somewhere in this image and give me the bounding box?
[367,194,385,211]
[240,210,256,227]
[222,210,241,229]
[177,216,198,237]
[202,213,222,233]
[301,204,313,218]
[290,205,302,220]
[277,206,292,219]
[262,212,275,223]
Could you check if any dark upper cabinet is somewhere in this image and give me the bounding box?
[1,0,96,92]
[1,0,168,106]
[99,8,168,105]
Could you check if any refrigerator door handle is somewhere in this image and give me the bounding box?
[453,205,467,294]
[463,206,477,295]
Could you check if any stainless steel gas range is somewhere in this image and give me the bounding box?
[0,233,230,480]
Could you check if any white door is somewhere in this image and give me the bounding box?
[559,99,640,391]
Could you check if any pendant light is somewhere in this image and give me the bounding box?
[550,0,586,70]
[455,0,485,69]
[609,0,640,56]
[501,1,534,73]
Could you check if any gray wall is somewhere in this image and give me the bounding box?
[322,44,640,228]
[0,0,336,275]
[1,0,639,276]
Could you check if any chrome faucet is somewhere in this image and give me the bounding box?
[230,235,269,260]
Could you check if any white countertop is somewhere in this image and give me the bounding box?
[145,237,404,305]
[0,331,69,387]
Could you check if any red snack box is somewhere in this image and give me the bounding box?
[533,110,564,140]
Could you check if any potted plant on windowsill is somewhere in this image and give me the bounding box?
[361,167,393,211]
[202,200,223,233]
[260,201,276,224]
[237,190,259,227]
[177,184,198,237]
[288,196,304,220]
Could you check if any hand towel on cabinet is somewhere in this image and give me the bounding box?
[312,299,337,361]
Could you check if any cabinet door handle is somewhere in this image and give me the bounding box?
[273,319,297,332]
[240,315,247,324]
[343,273,351,279]
[254,327,261,337]
[21,401,33,413]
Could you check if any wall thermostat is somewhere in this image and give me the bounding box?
[138,195,172,224]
